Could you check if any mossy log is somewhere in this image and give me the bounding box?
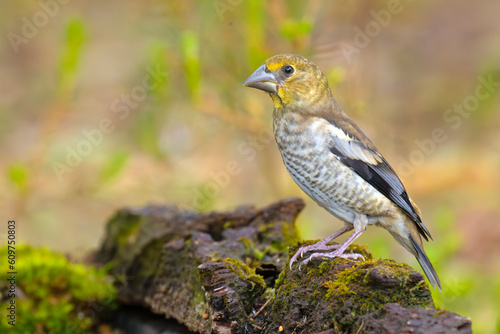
[98,198,471,334]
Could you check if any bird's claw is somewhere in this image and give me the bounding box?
[289,247,308,269]
[290,243,346,269]
[289,243,345,269]
[290,251,365,270]
[307,252,365,262]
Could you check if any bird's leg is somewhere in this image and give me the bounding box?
[300,216,368,267]
[289,225,352,269]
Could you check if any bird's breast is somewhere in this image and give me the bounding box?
[273,114,397,224]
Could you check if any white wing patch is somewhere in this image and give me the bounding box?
[310,118,382,165]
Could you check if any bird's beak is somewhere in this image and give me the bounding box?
[244,65,278,93]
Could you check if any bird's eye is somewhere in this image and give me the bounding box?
[282,65,295,75]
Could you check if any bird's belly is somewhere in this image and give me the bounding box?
[281,148,395,225]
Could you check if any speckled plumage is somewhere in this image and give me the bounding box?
[244,54,441,291]
[274,113,394,222]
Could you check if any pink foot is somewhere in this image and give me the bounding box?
[289,243,341,269]
[299,251,365,268]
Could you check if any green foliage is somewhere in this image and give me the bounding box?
[98,150,129,184]
[427,207,463,261]
[58,18,86,96]
[191,184,217,212]
[244,0,267,68]
[473,68,500,121]
[279,19,312,40]
[432,274,473,309]
[128,42,170,158]
[327,66,347,87]
[240,237,264,261]
[133,110,163,157]
[181,30,201,103]
[0,245,117,333]
[146,41,170,98]
[7,161,28,192]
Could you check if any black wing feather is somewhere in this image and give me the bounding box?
[329,142,432,241]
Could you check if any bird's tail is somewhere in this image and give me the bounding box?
[390,219,442,291]
[408,233,442,291]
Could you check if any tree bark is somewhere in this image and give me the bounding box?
[97,198,471,334]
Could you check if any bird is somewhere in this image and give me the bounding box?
[243,54,441,291]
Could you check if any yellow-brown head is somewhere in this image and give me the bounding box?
[244,54,332,110]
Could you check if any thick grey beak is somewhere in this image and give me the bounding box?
[244,65,278,93]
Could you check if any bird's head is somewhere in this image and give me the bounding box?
[244,54,332,110]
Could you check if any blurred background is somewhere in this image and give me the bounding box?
[1,0,499,332]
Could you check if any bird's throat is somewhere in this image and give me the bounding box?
[270,92,283,109]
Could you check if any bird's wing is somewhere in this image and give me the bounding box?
[317,115,432,241]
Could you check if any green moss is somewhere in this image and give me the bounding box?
[317,261,335,274]
[136,238,170,278]
[0,245,117,333]
[266,242,434,333]
[279,219,299,248]
[324,279,357,299]
[114,214,142,246]
[323,259,433,325]
[199,258,267,318]
[222,258,266,289]
[324,265,363,299]
[345,244,372,259]
[274,268,287,288]
[239,237,264,261]
[255,216,299,254]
